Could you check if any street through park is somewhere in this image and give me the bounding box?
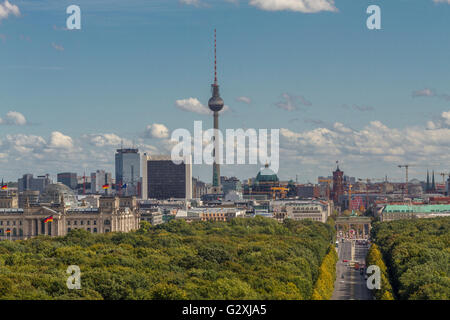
[331,239,373,300]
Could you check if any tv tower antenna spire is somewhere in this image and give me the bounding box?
[214,28,217,85]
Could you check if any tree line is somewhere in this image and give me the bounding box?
[370,217,449,300]
[0,216,335,300]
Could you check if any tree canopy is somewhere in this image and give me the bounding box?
[0,216,335,300]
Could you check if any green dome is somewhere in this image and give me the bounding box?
[255,164,279,183]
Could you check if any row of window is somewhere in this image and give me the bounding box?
[0,221,22,226]
[67,227,110,233]
[0,228,23,236]
[67,220,98,226]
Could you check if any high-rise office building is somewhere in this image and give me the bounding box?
[57,172,78,190]
[115,148,140,197]
[18,174,51,193]
[90,170,112,194]
[142,155,192,200]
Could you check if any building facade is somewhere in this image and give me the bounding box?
[285,202,328,223]
[0,196,140,240]
[57,172,78,190]
[18,174,51,193]
[115,148,140,197]
[90,170,112,194]
[142,155,192,200]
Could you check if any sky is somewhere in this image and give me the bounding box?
[0,0,450,183]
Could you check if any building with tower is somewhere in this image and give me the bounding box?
[208,29,224,195]
[332,162,344,205]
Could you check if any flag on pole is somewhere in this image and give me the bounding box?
[1,185,7,190]
[5,229,11,234]
[102,184,109,189]
[43,215,53,223]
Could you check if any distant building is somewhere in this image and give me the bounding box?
[18,190,40,208]
[381,204,450,221]
[285,202,328,223]
[0,195,140,240]
[115,148,140,197]
[0,192,18,209]
[192,178,208,198]
[57,172,78,190]
[142,155,192,200]
[297,184,320,198]
[221,176,242,197]
[243,164,280,200]
[18,174,51,193]
[90,170,112,194]
[332,164,344,205]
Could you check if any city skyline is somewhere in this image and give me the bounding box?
[1,0,450,182]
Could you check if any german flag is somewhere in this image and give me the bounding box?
[102,184,109,189]
[43,215,53,223]
[1,185,7,190]
[5,229,11,234]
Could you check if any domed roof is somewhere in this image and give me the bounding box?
[40,183,78,207]
[255,164,279,183]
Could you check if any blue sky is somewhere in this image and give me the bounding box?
[0,0,450,183]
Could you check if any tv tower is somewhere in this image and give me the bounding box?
[208,29,224,193]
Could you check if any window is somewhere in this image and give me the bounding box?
[94,220,97,225]
[104,220,110,225]
[19,221,22,226]
[87,228,91,232]
[74,221,77,225]
[68,221,71,225]
[87,221,90,225]
[93,228,97,233]
[6,221,9,226]
[13,221,16,226]
[68,228,71,232]
[0,221,2,226]
[81,220,84,225]
[105,229,110,233]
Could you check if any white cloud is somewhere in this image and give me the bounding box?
[145,123,169,139]
[249,0,337,13]
[83,133,125,147]
[48,131,74,149]
[433,0,450,4]
[175,97,229,115]
[0,1,20,21]
[235,96,252,104]
[4,111,26,125]
[426,111,450,129]
[412,88,435,97]
[276,93,311,111]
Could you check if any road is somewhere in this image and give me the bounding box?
[331,239,372,300]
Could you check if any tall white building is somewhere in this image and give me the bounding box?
[142,155,192,200]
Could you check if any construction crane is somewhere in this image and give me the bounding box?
[398,164,412,195]
[318,179,332,200]
[271,187,289,200]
